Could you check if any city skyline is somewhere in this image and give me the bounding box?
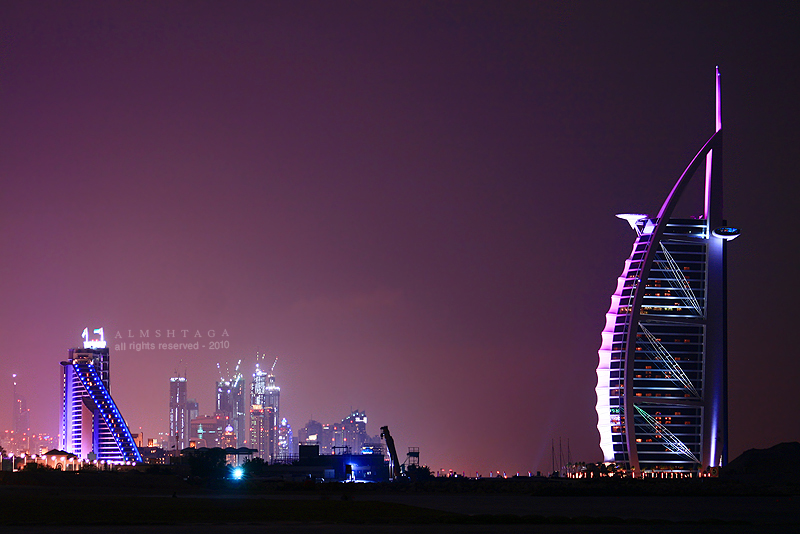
[1,2,799,475]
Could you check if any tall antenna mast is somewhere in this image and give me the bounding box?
[715,65,722,133]
[704,66,723,225]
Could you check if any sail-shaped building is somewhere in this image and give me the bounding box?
[595,69,738,474]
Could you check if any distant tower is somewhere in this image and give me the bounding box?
[216,360,245,446]
[219,424,236,448]
[249,359,269,459]
[12,373,30,435]
[249,355,280,461]
[334,410,368,454]
[277,418,293,458]
[299,419,323,447]
[265,363,281,459]
[169,375,188,450]
[60,329,142,463]
[186,399,199,421]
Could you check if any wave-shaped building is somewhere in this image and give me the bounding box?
[60,330,142,463]
[595,69,738,475]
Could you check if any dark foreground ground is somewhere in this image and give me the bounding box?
[1,472,797,534]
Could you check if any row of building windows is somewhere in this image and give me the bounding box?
[635,392,695,398]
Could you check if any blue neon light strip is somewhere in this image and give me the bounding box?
[73,361,143,463]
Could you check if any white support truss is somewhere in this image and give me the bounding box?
[656,243,703,315]
[634,404,700,463]
[638,323,700,397]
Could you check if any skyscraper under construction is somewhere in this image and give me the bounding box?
[216,361,245,446]
[250,356,280,461]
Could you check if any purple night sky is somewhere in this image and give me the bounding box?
[1,1,798,475]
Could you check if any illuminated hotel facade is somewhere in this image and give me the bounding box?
[60,329,142,463]
[595,69,737,474]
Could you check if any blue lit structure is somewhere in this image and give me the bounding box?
[595,69,735,474]
[60,347,142,463]
[252,444,388,482]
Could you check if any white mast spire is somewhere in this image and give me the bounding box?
[715,66,722,132]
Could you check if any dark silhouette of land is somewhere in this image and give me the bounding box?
[1,443,798,533]
[1,468,798,533]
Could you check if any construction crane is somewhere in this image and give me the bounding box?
[217,359,243,386]
[380,426,402,480]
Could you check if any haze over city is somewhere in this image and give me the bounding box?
[1,1,798,476]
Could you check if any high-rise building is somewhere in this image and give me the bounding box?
[319,423,333,455]
[298,419,323,451]
[595,69,736,474]
[59,334,142,463]
[12,374,30,435]
[298,419,322,443]
[169,375,188,450]
[299,412,369,455]
[332,410,369,454]
[265,374,280,424]
[277,417,293,458]
[216,361,245,446]
[186,399,199,421]
[249,405,273,458]
[219,424,237,448]
[249,362,269,459]
[249,357,280,461]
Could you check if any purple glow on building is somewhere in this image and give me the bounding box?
[595,71,734,474]
[60,346,142,463]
